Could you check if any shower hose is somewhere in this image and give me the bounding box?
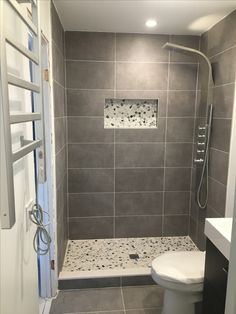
[196,105,213,209]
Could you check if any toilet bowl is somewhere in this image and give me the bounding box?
[151,251,205,314]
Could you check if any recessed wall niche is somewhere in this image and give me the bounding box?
[104,99,158,129]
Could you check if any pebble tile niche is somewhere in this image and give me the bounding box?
[104,99,158,128]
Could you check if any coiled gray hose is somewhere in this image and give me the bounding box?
[29,203,52,255]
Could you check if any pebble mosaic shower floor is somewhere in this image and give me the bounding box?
[62,236,198,272]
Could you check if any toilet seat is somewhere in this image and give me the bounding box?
[152,251,205,285]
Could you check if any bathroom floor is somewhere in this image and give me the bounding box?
[50,285,164,314]
[63,236,198,272]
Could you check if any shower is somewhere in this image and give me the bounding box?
[163,42,214,209]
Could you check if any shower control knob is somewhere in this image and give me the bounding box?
[197,150,205,153]
[197,142,205,146]
[198,126,206,130]
[198,134,205,138]
[194,158,204,164]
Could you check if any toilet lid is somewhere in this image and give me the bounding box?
[152,251,205,284]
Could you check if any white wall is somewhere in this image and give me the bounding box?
[0,1,52,314]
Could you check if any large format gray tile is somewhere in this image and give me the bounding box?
[209,148,229,185]
[115,192,163,216]
[207,9,236,57]
[168,91,196,117]
[116,33,169,62]
[69,193,114,217]
[164,191,190,215]
[115,143,164,168]
[115,118,166,143]
[126,309,162,314]
[50,288,123,313]
[210,118,232,152]
[52,41,65,86]
[56,146,67,188]
[165,168,191,191]
[115,90,167,117]
[65,31,115,60]
[115,216,162,237]
[66,61,115,89]
[166,118,194,142]
[211,47,236,85]
[169,64,197,91]
[55,117,66,153]
[116,63,168,90]
[67,89,114,116]
[212,84,234,118]
[68,144,114,168]
[122,285,164,310]
[51,3,64,53]
[69,217,114,239]
[115,168,164,192]
[165,143,193,167]
[208,178,226,217]
[170,35,200,63]
[68,169,114,193]
[68,117,114,143]
[163,215,189,236]
[53,81,65,118]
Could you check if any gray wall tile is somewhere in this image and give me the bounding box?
[69,217,114,239]
[69,193,114,217]
[165,143,193,167]
[66,61,115,89]
[116,33,169,62]
[170,35,200,62]
[115,168,164,192]
[169,64,197,90]
[116,63,168,90]
[213,84,234,118]
[208,178,226,217]
[165,168,191,191]
[115,216,162,237]
[115,143,164,168]
[68,144,114,168]
[51,3,64,52]
[163,215,189,236]
[168,91,196,117]
[54,117,66,153]
[210,118,232,152]
[65,31,115,60]
[209,148,229,185]
[68,117,114,143]
[67,89,114,116]
[53,81,65,117]
[115,192,163,216]
[164,191,190,215]
[52,41,65,86]
[166,118,194,142]
[68,168,114,193]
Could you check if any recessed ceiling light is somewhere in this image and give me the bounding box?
[145,19,157,28]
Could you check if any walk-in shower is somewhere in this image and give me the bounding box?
[163,43,214,209]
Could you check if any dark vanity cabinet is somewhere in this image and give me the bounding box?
[202,239,229,314]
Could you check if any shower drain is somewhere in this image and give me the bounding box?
[129,253,139,260]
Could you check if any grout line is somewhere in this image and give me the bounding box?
[113,32,117,238]
[67,115,196,118]
[68,166,192,170]
[68,190,191,195]
[209,43,236,60]
[120,286,126,314]
[68,214,189,220]
[66,87,199,92]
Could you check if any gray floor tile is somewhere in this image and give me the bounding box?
[50,288,124,314]
[122,285,164,310]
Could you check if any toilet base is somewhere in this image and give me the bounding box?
[162,288,202,314]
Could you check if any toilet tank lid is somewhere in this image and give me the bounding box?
[151,251,206,284]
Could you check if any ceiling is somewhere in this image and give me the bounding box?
[53,0,236,35]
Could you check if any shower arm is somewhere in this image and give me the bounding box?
[162,42,214,85]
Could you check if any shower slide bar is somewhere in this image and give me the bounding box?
[0,0,46,229]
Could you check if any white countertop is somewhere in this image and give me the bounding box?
[205,218,233,260]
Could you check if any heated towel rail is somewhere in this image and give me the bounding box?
[0,0,46,229]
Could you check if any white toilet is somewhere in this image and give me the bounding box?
[151,251,205,314]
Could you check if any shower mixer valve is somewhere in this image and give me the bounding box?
[194,125,208,164]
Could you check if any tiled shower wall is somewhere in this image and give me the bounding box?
[65,32,200,239]
[51,4,68,271]
[190,9,236,249]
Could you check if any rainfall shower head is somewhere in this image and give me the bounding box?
[162,42,214,84]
